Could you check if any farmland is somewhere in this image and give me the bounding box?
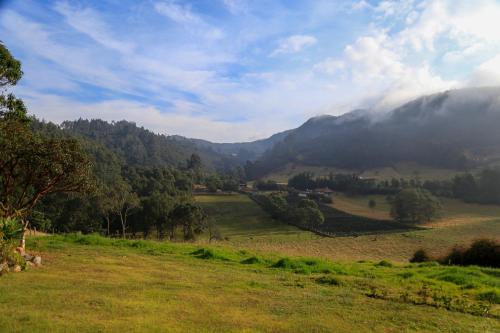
[0,234,498,332]
[195,193,500,262]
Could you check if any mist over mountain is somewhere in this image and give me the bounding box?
[245,87,500,178]
[33,87,500,179]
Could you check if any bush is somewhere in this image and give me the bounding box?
[0,217,23,241]
[241,256,264,265]
[375,260,393,267]
[410,249,431,263]
[0,239,26,275]
[477,290,500,304]
[443,239,499,268]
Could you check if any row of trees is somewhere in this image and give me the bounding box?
[288,170,500,206]
[253,193,324,229]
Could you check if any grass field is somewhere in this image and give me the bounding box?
[195,194,500,263]
[331,193,500,228]
[0,234,499,332]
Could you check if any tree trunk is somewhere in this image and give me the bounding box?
[119,212,126,239]
[105,215,111,237]
[19,220,29,251]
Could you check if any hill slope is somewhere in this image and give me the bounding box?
[58,119,238,171]
[247,87,500,178]
[1,235,498,332]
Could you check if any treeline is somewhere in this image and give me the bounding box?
[48,118,239,172]
[287,170,500,205]
[252,192,324,230]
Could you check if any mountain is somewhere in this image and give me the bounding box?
[51,119,239,171]
[246,87,500,178]
[188,129,293,163]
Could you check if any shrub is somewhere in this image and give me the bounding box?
[477,290,500,304]
[443,239,499,268]
[0,217,23,241]
[0,239,26,275]
[375,260,393,267]
[410,249,431,263]
[190,248,228,261]
[241,256,264,265]
[316,275,342,286]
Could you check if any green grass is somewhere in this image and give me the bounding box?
[195,193,500,263]
[331,193,500,228]
[196,194,307,239]
[1,234,499,332]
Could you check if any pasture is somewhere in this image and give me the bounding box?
[0,234,498,332]
[196,193,500,262]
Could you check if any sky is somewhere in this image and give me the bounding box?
[1,0,500,142]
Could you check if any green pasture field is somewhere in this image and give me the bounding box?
[195,194,500,263]
[0,234,498,332]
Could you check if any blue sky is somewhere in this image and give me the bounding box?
[1,0,500,142]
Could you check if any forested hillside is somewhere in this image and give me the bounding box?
[246,87,500,178]
[56,119,238,171]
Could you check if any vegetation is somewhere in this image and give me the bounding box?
[389,188,441,224]
[252,192,325,230]
[0,234,498,332]
[245,89,500,178]
[442,239,499,268]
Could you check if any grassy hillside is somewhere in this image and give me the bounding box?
[0,234,498,332]
[331,193,500,228]
[195,194,500,262]
[195,194,306,239]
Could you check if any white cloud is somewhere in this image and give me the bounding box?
[54,1,135,54]
[313,58,345,75]
[468,54,500,87]
[351,1,372,11]
[271,35,317,56]
[221,0,248,15]
[154,1,224,39]
[20,91,290,142]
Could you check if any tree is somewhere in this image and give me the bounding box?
[0,42,29,123]
[205,175,221,193]
[141,192,175,239]
[0,121,93,218]
[390,188,441,224]
[292,199,324,227]
[187,153,202,171]
[368,199,377,210]
[0,43,93,249]
[113,183,140,238]
[170,203,206,240]
[97,185,124,236]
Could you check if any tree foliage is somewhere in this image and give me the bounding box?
[390,188,441,224]
[0,120,94,218]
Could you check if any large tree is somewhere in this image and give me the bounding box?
[170,203,206,240]
[0,42,28,123]
[0,43,93,248]
[390,188,441,224]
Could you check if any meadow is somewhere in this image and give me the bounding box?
[195,193,500,262]
[0,234,499,332]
